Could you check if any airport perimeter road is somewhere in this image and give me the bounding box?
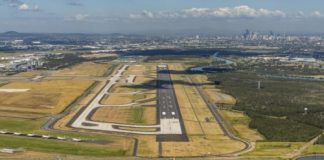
[157,65,182,135]
[185,72,253,155]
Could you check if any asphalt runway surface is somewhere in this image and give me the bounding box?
[157,66,180,120]
[156,65,187,141]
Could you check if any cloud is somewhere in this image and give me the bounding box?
[310,11,323,18]
[18,3,39,11]
[74,14,89,21]
[2,0,23,7]
[130,5,287,19]
[67,0,83,7]
[1,0,39,11]
[295,11,305,18]
[129,6,324,20]
[18,3,28,10]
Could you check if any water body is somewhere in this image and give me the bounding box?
[190,66,232,73]
[211,52,235,65]
[217,58,235,65]
[298,156,324,160]
[190,59,234,72]
[190,66,207,72]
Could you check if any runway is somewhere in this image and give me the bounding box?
[157,64,182,135]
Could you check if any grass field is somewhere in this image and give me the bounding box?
[0,80,93,115]
[123,64,156,85]
[0,135,128,157]
[53,81,107,131]
[219,109,264,141]
[0,113,130,142]
[304,145,324,155]
[51,62,111,76]
[91,106,156,125]
[111,86,139,94]
[0,117,45,133]
[124,64,146,75]
[100,93,149,105]
[204,89,236,104]
[0,82,134,158]
[13,62,113,78]
[13,70,45,77]
[131,107,145,124]
[0,62,138,158]
[244,142,305,157]
[162,136,245,157]
[108,63,156,94]
[133,75,156,85]
[136,135,159,157]
[118,126,158,132]
[0,115,135,157]
[191,74,236,105]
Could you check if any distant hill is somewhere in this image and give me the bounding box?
[2,31,20,35]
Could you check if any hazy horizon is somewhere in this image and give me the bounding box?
[1,0,324,35]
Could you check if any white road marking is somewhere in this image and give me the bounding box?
[0,89,30,93]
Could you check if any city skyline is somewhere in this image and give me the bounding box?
[1,0,324,34]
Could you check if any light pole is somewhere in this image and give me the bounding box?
[304,107,308,115]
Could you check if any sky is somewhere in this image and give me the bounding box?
[0,0,324,35]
